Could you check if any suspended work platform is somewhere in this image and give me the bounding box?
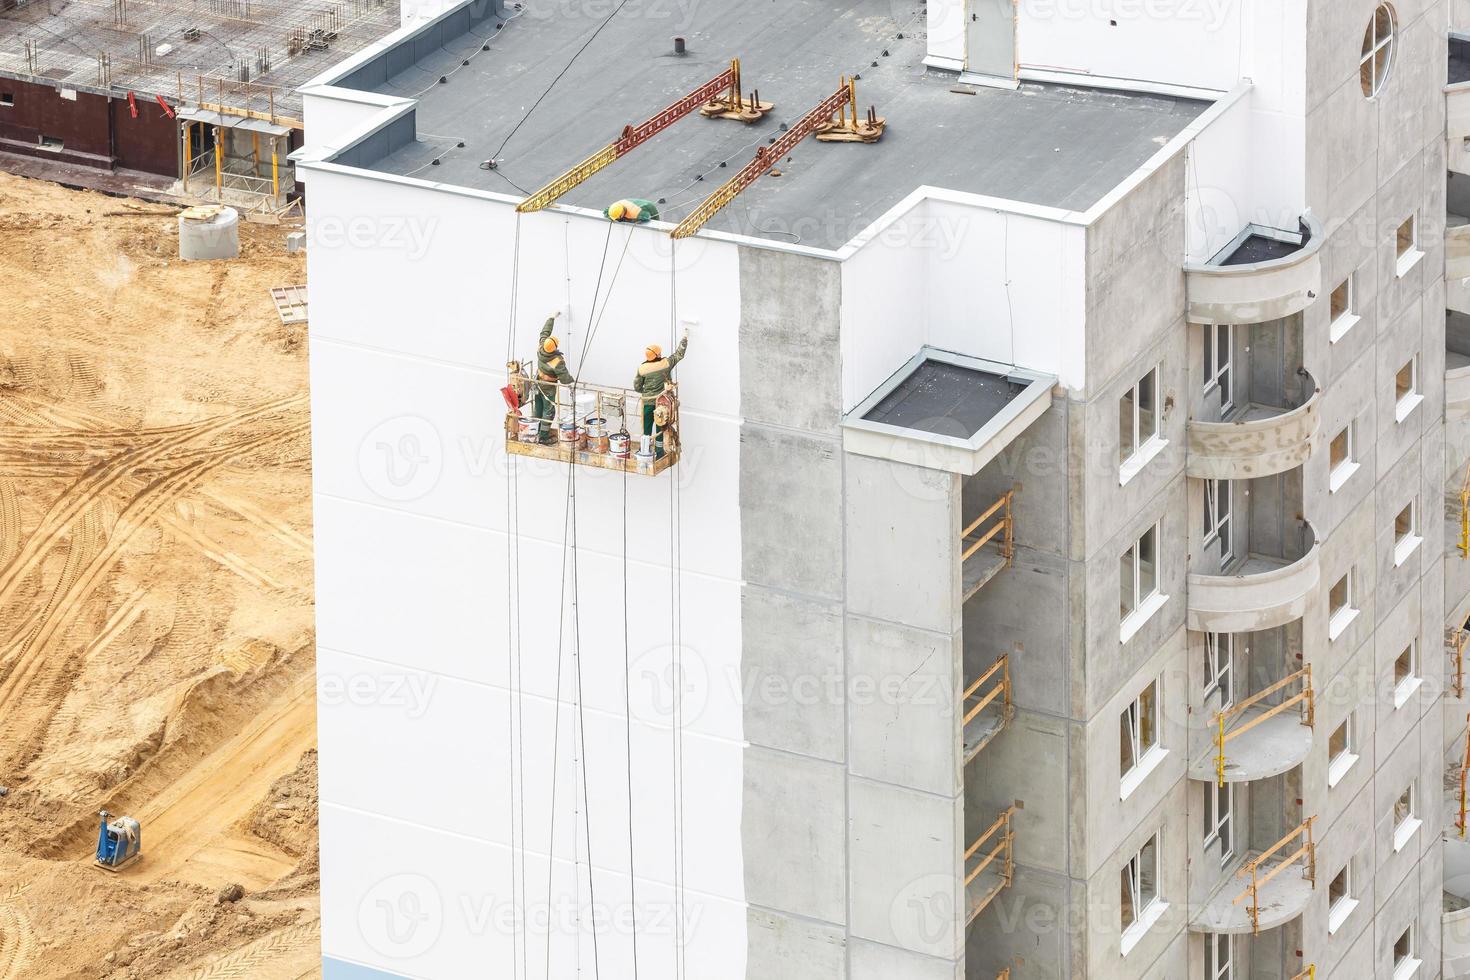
[503,367,681,477]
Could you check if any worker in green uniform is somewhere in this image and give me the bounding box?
[633,330,688,458]
[605,199,660,223]
[535,311,573,444]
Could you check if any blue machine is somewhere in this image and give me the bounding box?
[95,810,141,871]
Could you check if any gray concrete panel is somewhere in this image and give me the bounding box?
[741,746,847,924]
[741,585,846,763]
[741,424,843,601]
[746,907,846,980]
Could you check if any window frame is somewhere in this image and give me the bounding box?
[1202,323,1233,411]
[1119,832,1162,946]
[1327,861,1358,934]
[1119,365,1163,479]
[1120,679,1160,786]
[1361,4,1397,98]
[1393,922,1419,979]
[1204,632,1234,706]
[1328,711,1359,787]
[1392,640,1421,708]
[1328,570,1359,640]
[1206,933,1232,980]
[1329,273,1358,342]
[1203,479,1233,568]
[1393,499,1421,565]
[1329,422,1358,492]
[1392,781,1421,853]
[1203,779,1233,866]
[1119,524,1162,639]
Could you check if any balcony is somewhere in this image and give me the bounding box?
[1186,373,1322,481]
[1190,817,1317,935]
[962,654,1014,764]
[1184,216,1325,326]
[503,369,680,476]
[1190,666,1314,784]
[961,490,1015,602]
[1187,523,1320,634]
[964,804,1017,926]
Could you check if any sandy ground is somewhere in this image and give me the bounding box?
[0,170,319,978]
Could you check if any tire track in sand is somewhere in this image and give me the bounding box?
[0,884,36,980]
[174,921,319,980]
[0,394,305,612]
[0,422,310,771]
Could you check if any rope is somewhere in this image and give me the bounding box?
[569,427,604,978]
[621,450,641,978]
[505,211,526,980]
[490,0,633,165]
[542,460,575,980]
[668,240,688,980]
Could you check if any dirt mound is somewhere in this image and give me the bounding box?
[0,170,318,979]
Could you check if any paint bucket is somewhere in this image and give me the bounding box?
[609,433,631,458]
[517,418,542,443]
[558,422,585,450]
[584,416,608,438]
[588,434,611,455]
[634,450,656,473]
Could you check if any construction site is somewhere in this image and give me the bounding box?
[5,0,1470,977]
[0,170,318,976]
[0,0,398,212]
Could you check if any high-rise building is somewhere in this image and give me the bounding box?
[301,1,1456,976]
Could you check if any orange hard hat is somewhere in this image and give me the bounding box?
[646,343,662,360]
[543,337,558,353]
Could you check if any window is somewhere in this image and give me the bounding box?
[1395,356,1421,421]
[0,93,13,108]
[1119,366,1161,474]
[1328,712,1358,786]
[1120,680,1159,782]
[1206,933,1232,980]
[1394,500,1421,565]
[1120,525,1161,636]
[1120,833,1160,939]
[1361,4,1397,98]
[1328,862,1357,933]
[1329,571,1358,640]
[1203,780,1233,863]
[1393,641,1420,707]
[1393,923,1419,978]
[1203,323,1232,410]
[1329,423,1357,492]
[1397,214,1418,261]
[1204,632,1233,705]
[1393,782,1421,852]
[1330,273,1360,342]
[38,135,63,150]
[1203,479,1233,567]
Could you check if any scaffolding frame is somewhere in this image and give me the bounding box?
[1450,626,1469,699]
[962,490,1016,565]
[503,367,681,477]
[1232,816,1316,934]
[962,654,1014,758]
[1459,712,1470,839]
[964,804,1018,926]
[1289,967,1316,980]
[1213,665,1314,786]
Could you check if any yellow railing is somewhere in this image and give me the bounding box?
[1213,665,1314,786]
[1451,627,1469,699]
[1290,966,1315,980]
[962,491,1015,565]
[964,805,1018,924]
[1459,461,1470,558]
[1233,816,1316,934]
[1459,713,1470,840]
[963,654,1013,731]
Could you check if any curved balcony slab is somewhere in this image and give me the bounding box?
[1186,376,1322,480]
[1188,705,1313,784]
[1449,357,1470,424]
[1189,855,1313,935]
[1186,525,1320,634]
[1185,215,1325,325]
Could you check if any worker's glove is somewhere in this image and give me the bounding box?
[552,308,566,320]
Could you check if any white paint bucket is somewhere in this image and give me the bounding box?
[584,416,608,438]
[634,450,656,473]
[609,433,631,458]
[517,418,542,443]
[558,422,585,449]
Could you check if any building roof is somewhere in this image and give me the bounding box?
[357,0,1211,248]
[0,0,399,120]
